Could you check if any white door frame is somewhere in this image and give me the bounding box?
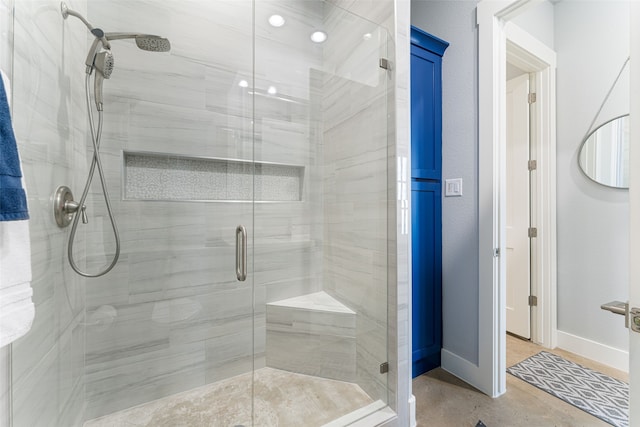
[628,3,640,423]
[504,23,557,348]
[476,0,557,397]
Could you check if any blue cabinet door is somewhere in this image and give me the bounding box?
[411,44,442,181]
[410,26,447,378]
[411,181,442,377]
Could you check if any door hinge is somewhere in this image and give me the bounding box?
[528,160,537,171]
[528,93,537,104]
[380,362,389,374]
[528,227,537,238]
[379,58,392,70]
[529,295,538,306]
[493,247,501,257]
[631,307,640,333]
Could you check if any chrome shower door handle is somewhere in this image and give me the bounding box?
[235,225,247,281]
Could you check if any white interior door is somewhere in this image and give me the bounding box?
[506,73,531,339]
[628,3,640,423]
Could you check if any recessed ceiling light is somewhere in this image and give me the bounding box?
[363,33,372,41]
[310,31,327,43]
[268,15,285,27]
[267,86,277,95]
[238,80,249,88]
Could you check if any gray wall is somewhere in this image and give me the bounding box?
[555,0,629,351]
[511,1,555,50]
[411,0,630,371]
[411,0,480,365]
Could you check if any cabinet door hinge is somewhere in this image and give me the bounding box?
[528,160,537,171]
[379,58,392,70]
[528,93,537,104]
[528,227,537,238]
[380,362,389,374]
[529,295,538,306]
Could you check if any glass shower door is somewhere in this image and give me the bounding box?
[253,1,390,424]
[11,0,258,425]
[78,0,257,424]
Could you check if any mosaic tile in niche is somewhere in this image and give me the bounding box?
[124,152,303,201]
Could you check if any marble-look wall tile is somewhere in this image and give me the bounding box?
[321,0,393,408]
[0,347,8,427]
[86,341,207,419]
[0,0,13,79]
[9,0,89,426]
[83,0,325,420]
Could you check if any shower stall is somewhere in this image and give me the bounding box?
[2,0,404,425]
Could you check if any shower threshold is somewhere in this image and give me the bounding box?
[84,367,375,427]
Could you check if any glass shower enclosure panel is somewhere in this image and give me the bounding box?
[80,0,256,423]
[11,0,257,425]
[254,2,389,424]
[9,0,389,425]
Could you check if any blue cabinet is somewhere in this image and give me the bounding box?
[411,27,448,378]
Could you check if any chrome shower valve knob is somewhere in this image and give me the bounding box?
[53,186,87,227]
[64,200,88,224]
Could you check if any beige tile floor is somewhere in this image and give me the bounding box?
[413,335,629,427]
[84,367,374,427]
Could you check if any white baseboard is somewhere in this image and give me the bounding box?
[556,330,628,373]
[409,395,416,427]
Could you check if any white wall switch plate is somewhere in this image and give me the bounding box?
[445,178,463,197]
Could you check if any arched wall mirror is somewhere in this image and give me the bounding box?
[578,114,629,189]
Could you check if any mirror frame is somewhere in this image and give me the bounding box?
[578,114,629,189]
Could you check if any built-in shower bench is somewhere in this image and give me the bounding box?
[266,291,356,382]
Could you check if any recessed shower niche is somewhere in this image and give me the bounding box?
[123,152,304,202]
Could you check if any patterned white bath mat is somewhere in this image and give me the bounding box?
[507,351,628,427]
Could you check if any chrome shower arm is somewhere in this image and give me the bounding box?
[61,3,93,31]
[61,2,111,50]
[105,32,155,40]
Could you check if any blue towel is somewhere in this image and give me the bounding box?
[0,73,28,221]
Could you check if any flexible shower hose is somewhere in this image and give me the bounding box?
[66,73,120,277]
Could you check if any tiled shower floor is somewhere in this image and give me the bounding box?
[84,367,374,427]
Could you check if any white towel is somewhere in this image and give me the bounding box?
[0,69,34,348]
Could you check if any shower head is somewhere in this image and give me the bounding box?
[104,33,171,52]
[93,50,114,111]
[135,36,171,53]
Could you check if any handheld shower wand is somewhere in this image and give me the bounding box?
[93,50,114,111]
[60,2,171,277]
